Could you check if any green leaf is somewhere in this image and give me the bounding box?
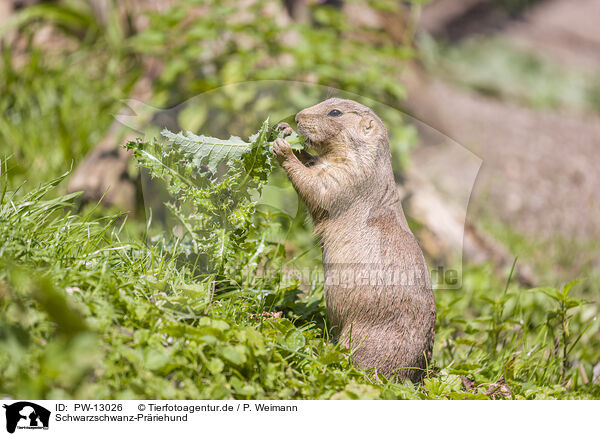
[206,358,224,375]
[161,129,251,175]
[284,330,306,351]
[560,279,580,299]
[144,349,171,371]
[318,348,344,365]
[220,346,247,366]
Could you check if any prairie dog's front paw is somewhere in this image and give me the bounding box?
[275,122,294,137]
[272,137,294,164]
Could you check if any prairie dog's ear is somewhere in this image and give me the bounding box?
[360,116,377,137]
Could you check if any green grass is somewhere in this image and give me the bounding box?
[475,211,600,297]
[0,43,137,190]
[1,171,599,399]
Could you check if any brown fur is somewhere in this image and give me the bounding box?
[273,98,436,382]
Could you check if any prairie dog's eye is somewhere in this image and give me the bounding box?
[327,109,342,117]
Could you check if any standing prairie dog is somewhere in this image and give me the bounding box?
[273,98,436,382]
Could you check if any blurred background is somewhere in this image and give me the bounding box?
[1,0,599,291]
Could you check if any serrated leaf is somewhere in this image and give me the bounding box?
[161,129,251,175]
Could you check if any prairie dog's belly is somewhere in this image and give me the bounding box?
[317,209,401,265]
[319,218,422,266]
[322,233,386,265]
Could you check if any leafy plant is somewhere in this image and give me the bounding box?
[433,263,600,398]
[540,280,593,380]
[125,121,303,274]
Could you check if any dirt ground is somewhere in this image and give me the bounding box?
[506,0,600,72]
[409,0,600,254]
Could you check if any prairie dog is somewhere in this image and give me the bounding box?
[273,98,435,382]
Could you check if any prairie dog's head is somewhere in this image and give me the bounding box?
[295,98,388,156]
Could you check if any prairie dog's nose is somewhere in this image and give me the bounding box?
[295,110,306,124]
